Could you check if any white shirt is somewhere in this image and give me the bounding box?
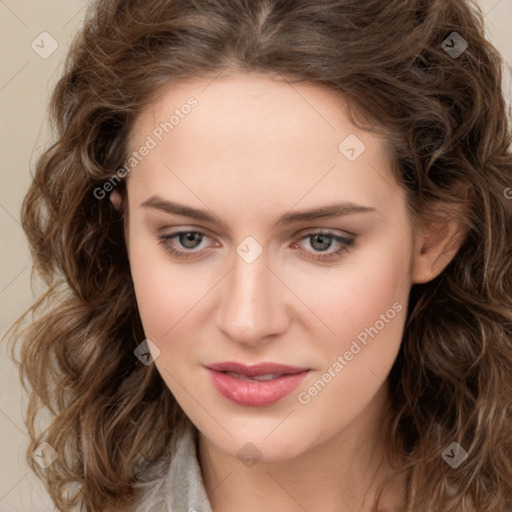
[131,421,214,512]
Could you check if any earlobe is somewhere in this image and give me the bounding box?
[110,189,123,211]
[411,218,466,284]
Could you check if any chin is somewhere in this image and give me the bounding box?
[197,415,325,464]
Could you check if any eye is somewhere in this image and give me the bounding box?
[157,229,356,262]
[158,230,214,259]
[292,231,356,262]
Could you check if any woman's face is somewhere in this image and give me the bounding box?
[120,72,416,462]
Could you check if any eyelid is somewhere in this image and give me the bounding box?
[158,227,356,262]
[158,225,355,241]
[294,226,357,238]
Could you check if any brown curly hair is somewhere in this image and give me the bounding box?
[4,0,512,510]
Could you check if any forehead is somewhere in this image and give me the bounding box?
[129,70,387,157]
[126,72,401,218]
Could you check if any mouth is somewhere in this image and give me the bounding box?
[206,361,309,377]
[205,361,311,406]
[222,371,288,381]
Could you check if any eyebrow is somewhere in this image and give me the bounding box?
[140,195,377,229]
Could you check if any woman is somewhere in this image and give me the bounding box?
[5,0,512,510]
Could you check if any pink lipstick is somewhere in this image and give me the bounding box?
[206,362,310,407]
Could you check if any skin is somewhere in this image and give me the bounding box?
[110,71,464,511]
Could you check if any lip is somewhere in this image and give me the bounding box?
[206,361,309,377]
[206,361,310,407]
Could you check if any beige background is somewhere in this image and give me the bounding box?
[1,0,511,510]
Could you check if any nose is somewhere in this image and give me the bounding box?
[215,250,290,347]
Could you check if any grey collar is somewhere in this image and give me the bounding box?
[164,422,214,512]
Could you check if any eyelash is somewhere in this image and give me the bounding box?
[157,229,356,262]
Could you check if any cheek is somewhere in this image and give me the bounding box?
[292,233,412,347]
[127,230,209,343]
[296,236,411,411]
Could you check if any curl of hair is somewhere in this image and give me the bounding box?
[4,0,512,510]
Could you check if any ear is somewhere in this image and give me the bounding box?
[411,207,467,284]
[110,189,123,211]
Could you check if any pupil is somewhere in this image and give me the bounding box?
[313,234,331,251]
[181,232,201,248]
